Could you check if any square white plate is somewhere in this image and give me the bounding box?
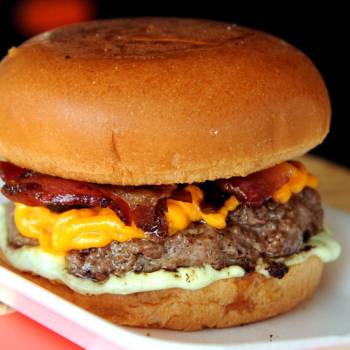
[0,194,349,350]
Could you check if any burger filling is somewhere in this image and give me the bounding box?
[0,160,340,287]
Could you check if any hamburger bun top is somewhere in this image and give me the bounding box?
[0,18,330,185]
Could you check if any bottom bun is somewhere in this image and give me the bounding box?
[0,255,323,330]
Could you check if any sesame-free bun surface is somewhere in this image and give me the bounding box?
[0,253,323,330]
[0,18,330,185]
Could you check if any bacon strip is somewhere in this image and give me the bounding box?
[169,188,192,203]
[0,161,173,236]
[216,162,292,206]
[0,161,293,236]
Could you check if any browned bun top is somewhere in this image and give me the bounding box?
[0,18,330,185]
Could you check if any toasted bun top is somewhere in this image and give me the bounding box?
[0,18,330,185]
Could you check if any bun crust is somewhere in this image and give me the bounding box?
[0,18,330,185]
[0,255,323,330]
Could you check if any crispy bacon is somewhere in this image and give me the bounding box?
[149,198,169,240]
[198,182,231,213]
[0,161,293,236]
[216,163,292,206]
[0,161,33,181]
[169,188,192,203]
[0,164,109,207]
[0,161,173,235]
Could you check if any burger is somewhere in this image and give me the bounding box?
[0,18,341,330]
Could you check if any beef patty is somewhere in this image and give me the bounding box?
[7,188,323,281]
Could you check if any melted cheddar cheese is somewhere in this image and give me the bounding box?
[14,161,318,254]
[166,185,239,233]
[272,162,318,203]
[14,205,144,253]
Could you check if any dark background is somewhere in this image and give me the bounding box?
[0,1,348,167]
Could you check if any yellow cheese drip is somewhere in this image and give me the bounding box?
[166,185,239,234]
[13,161,318,254]
[272,162,318,203]
[14,204,144,253]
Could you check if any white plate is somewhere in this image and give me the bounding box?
[0,194,349,350]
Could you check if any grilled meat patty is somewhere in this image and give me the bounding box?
[7,188,323,281]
